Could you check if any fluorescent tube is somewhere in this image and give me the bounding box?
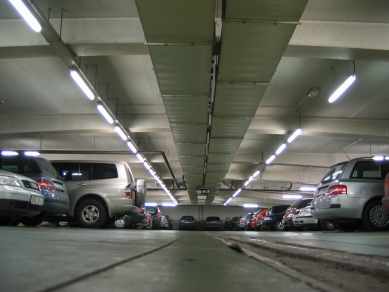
[266,155,276,164]
[328,74,356,103]
[127,141,137,153]
[115,126,127,140]
[275,143,286,155]
[287,128,301,143]
[9,0,41,32]
[70,70,94,100]
[97,104,114,124]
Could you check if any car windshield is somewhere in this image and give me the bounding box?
[320,163,346,184]
[181,216,194,220]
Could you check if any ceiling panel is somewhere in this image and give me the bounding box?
[171,124,207,143]
[163,96,209,124]
[211,118,252,139]
[176,143,205,157]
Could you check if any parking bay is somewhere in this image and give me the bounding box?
[1,227,389,292]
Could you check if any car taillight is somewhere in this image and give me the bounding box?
[138,208,144,214]
[242,219,246,224]
[36,178,55,191]
[218,221,221,224]
[180,220,183,223]
[327,184,347,195]
[124,184,134,198]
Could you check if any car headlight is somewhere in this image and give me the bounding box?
[0,175,21,187]
[299,209,312,216]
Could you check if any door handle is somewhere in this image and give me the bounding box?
[77,183,88,187]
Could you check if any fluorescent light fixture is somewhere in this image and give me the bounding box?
[275,143,286,155]
[244,181,250,187]
[24,151,40,156]
[143,162,151,170]
[9,0,41,32]
[232,189,242,197]
[307,87,320,98]
[1,150,18,156]
[300,187,316,192]
[373,155,384,161]
[266,155,276,165]
[225,198,232,205]
[328,74,356,103]
[248,176,253,182]
[253,170,260,177]
[386,157,389,161]
[70,70,95,100]
[243,204,258,208]
[145,203,157,207]
[127,141,137,153]
[162,203,177,207]
[287,128,301,143]
[136,154,144,163]
[283,195,302,199]
[115,126,127,141]
[97,104,114,124]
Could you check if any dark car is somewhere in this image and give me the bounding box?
[0,153,69,226]
[160,214,173,229]
[204,216,222,231]
[230,216,243,230]
[179,215,196,230]
[145,206,162,229]
[261,204,290,231]
[113,207,150,229]
[282,199,313,230]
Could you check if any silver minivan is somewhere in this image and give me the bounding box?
[51,160,146,228]
[312,157,389,232]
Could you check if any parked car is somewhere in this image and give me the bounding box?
[0,169,45,225]
[204,216,222,230]
[52,160,145,228]
[229,216,243,230]
[242,212,255,230]
[382,172,389,213]
[178,215,196,230]
[292,202,336,231]
[113,207,151,229]
[282,198,313,230]
[312,157,389,232]
[145,205,162,229]
[1,153,69,226]
[160,214,173,229]
[261,204,290,231]
[250,209,267,230]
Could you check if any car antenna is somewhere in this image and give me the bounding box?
[338,146,350,161]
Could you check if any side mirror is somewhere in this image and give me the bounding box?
[136,179,146,194]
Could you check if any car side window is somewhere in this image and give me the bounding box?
[92,163,118,180]
[350,161,382,179]
[54,162,81,181]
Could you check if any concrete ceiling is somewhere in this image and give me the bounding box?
[1,0,388,208]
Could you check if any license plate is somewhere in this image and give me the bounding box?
[31,195,44,205]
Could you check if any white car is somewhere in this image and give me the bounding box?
[292,204,336,231]
[0,169,44,226]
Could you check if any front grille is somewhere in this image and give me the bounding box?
[28,204,42,211]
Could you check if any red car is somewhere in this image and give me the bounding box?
[382,172,389,213]
[250,210,267,230]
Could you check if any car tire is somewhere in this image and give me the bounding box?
[113,216,127,229]
[320,220,336,231]
[274,219,285,231]
[20,213,46,227]
[362,200,389,231]
[334,221,361,232]
[76,199,107,228]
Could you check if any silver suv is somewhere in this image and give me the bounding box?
[312,157,389,232]
[51,160,146,228]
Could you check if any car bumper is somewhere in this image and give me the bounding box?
[0,186,43,217]
[293,215,318,228]
[282,218,294,228]
[312,196,367,220]
[179,223,196,229]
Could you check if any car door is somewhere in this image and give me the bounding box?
[53,162,91,215]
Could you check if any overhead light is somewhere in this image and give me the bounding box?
[386,157,389,161]
[162,203,177,207]
[373,155,384,161]
[136,154,144,163]
[244,181,250,186]
[114,125,127,141]
[9,0,42,32]
[266,155,276,165]
[1,150,18,156]
[253,170,260,177]
[24,151,40,156]
[232,189,241,197]
[287,128,302,143]
[328,74,356,103]
[248,176,254,182]
[307,87,320,98]
[70,69,95,100]
[224,198,232,205]
[243,204,258,208]
[143,162,151,170]
[300,187,316,192]
[145,203,157,207]
[283,195,302,199]
[127,141,137,153]
[275,143,286,155]
[97,103,114,124]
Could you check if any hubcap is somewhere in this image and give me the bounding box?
[326,221,335,230]
[115,219,126,228]
[82,205,99,223]
[276,222,284,230]
[370,205,389,227]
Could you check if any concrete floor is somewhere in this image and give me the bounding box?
[1,226,388,292]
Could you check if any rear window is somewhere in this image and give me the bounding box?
[321,162,346,183]
[206,216,220,221]
[350,161,385,179]
[1,156,32,173]
[146,207,157,214]
[181,216,194,220]
[41,159,60,177]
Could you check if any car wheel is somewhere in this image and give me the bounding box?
[113,216,127,229]
[274,220,285,231]
[20,213,46,227]
[76,199,107,228]
[334,221,360,232]
[362,200,389,231]
[320,220,336,231]
[54,221,70,227]
[0,217,20,226]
